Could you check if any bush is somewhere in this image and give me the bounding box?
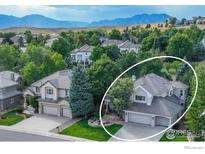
[26,96,38,111]
[16,107,24,113]
[194,136,205,141]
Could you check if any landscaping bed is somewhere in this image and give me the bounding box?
[0,110,24,126]
[60,119,122,141]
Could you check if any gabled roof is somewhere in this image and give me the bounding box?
[127,96,184,117]
[0,71,20,88]
[102,39,124,46]
[118,40,140,49]
[0,71,21,82]
[71,44,94,53]
[31,69,72,89]
[170,81,188,89]
[134,73,188,97]
[0,77,18,88]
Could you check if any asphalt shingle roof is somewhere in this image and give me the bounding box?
[127,96,184,117]
[31,69,72,89]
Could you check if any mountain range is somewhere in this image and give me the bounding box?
[0,13,171,29]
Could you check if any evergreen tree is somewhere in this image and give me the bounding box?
[69,64,94,117]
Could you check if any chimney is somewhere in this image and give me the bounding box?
[132,75,136,81]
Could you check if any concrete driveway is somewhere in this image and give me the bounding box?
[109,123,165,141]
[12,114,72,133]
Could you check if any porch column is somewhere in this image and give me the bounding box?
[39,103,43,114]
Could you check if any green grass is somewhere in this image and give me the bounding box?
[160,134,188,142]
[0,110,24,126]
[60,119,122,141]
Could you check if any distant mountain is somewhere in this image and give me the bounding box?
[0,14,88,29]
[0,13,172,29]
[89,13,172,27]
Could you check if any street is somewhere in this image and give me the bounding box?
[0,129,65,141]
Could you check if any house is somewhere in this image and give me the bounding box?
[0,38,3,44]
[124,73,188,127]
[118,40,141,53]
[24,70,73,118]
[101,37,140,53]
[193,16,205,25]
[71,44,94,64]
[45,33,59,47]
[10,34,27,46]
[0,71,23,111]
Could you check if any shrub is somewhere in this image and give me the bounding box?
[16,107,24,113]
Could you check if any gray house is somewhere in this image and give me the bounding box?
[100,37,141,53]
[24,69,73,118]
[0,71,23,111]
[124,73,188,127]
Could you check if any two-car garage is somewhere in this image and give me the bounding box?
[40,102,72,118]
[125,111,171,127]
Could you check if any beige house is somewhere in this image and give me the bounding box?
[24,70,72,118]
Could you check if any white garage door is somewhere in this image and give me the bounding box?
[62,108,71,118]
[43,106,58,116]
[128,112,152,126]
[155,116,170,127]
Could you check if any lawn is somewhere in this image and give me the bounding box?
[0,110,24,126]
[60,119,122,141]
[160,134,188,142]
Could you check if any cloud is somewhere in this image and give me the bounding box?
[0,5,205,22]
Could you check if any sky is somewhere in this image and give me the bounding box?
[0,5,205,22]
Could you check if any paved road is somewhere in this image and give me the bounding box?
[0,129,66,141]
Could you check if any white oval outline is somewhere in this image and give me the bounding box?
[99,55,198,141]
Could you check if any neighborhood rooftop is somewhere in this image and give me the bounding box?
[71,44,95,53]
[0,71,20,88]
[134,73,188,96]
[31,69,72,89]
[127,96,183,117]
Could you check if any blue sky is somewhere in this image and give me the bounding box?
[0,5,205,22]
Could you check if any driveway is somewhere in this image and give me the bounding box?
[109,123,165,141]
[11,114,74,133]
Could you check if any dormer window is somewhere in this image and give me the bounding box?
[135,95,145,101]
[46,88,53,95]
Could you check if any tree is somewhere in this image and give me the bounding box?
[181,18,187,25]
[168,17,177,26]
[90,34,100,46]
[24,30,33,43]
[117,52,138,75]
[51,37,72,57]
[18,36,24,47]
[107,78,133,116]
[185,61,205,131]
[69,65,94,117]
[167,33,194,60]
[20,44,67,85]
[20,62,42,86]
[109,29,122,40]
[0,45,20,71]
[91,45,121,61]
[87,55,120,105]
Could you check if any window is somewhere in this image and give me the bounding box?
[180,90,183,96]
[135,95,145,101]
[10,98,14,104]
[46,88,53,95]
[77,54,82,61]
[36,87,40,93]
